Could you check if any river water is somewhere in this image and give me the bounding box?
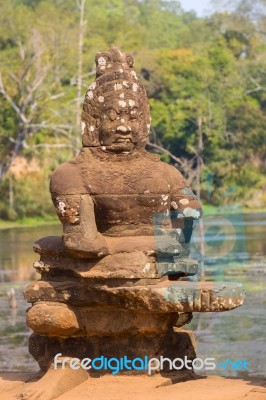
[0,212,265,377]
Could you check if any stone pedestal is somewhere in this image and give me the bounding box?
[24,236,245,374]
[28,330,197,374]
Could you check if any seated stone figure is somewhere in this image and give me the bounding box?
[21,48,245,400]
[50,48,202,262]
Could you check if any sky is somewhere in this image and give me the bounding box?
[178,0,213,16]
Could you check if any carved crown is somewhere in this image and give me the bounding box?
[81,48,151,148]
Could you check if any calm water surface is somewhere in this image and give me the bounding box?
[0,213,265,377]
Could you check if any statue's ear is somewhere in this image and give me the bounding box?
[81,114,100,147]
[82,127,100,147]
[95,52,112,77]
[125,53,134,68]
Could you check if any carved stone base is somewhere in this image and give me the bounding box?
[24,236,245,379]
[26,302,179,336]
[29,329,196,374]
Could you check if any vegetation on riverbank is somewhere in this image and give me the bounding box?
[0,0,265,221]
[0,215,58,230]
[0,205,265,230]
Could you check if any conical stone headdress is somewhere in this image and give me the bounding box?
[81,48,151,148]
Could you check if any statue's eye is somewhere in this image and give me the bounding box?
[129,108,138,119]
[108,109,117,121]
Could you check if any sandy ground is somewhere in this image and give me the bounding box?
[0,372,266,400]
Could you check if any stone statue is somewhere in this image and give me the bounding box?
[22,48,245,400]
[50,47,201,261]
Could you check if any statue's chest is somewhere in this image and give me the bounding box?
[82,161,170,195]
[81,160,171,229]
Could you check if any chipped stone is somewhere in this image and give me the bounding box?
[58,201,66,215]
[183,207,200,219]
[132,83,138,92]
[89,82,96,90]
[143,263,151,273]
[171,201,178,210]
[180,198,189,205]
[81,122,86,135]
[118,100,127,107]
[114,83,122,90]
[130,71,137,79]
[98,56,107,66]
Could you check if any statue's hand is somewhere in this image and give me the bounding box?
[155,229,183,257]
[63,231,109,258]
[63,194,109,258]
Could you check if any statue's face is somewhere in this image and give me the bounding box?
[99,102,141,153]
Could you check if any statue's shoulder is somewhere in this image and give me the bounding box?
[157,160,185,184]
[142,151,185,183]
[50,151,87,195]
[143,151,160,162]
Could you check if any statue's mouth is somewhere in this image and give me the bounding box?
[114,137,132,143]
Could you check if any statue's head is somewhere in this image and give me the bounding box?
[81,48,151,153]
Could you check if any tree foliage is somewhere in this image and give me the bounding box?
[0,0,265,219]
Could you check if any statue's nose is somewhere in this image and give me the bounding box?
[116,125,131,134]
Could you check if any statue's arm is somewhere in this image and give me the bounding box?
[52,194,109,258]
[52,193,161,256]
[50,163,108,258]
[163,165,203,256]
[167,165,202,219]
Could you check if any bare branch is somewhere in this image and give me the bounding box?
[19,52,39,83]
[70,70,96,86]
[15,37,26,61]
[46,93,66,101]
[245,86,265,95]
[245,75,266,95]
[8,72,20,84]
[31,143,76,150]
[147,142,183,165]
[186,169,198,186]
[27,123,73,130]
[0,72,29,124]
